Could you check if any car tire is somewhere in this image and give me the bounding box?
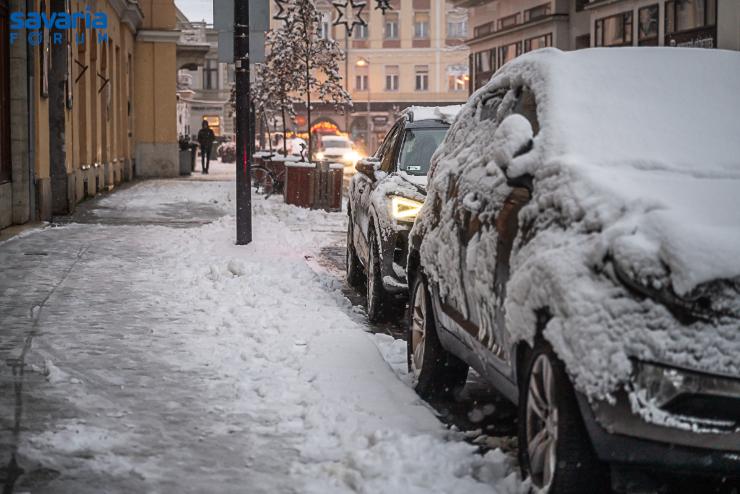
[346,218,364,288]
[518,340,610,494]
[366,230,390,323]
[406,274,469,401]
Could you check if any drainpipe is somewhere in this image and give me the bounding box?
[26,0,36,221]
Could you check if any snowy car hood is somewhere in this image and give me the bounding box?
[493,48,740,295]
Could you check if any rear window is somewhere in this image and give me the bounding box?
[397,128,448,176]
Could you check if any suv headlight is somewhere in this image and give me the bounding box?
[390,196,423,222]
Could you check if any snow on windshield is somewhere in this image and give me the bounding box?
[404,105,463,125]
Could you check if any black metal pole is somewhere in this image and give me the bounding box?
[235,0,252,245]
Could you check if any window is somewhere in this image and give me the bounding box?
[203,59,218,90]
[498,13,519,30]
[318,11,332,39]
[474,21,494,38]
[524,3,550,22]
[447,19,468,38]
[398,128,449,176]
[0,0,9,183]
[414,12,429,39]
[474,49,493,73]
[448,74,468,92]
[385,13,399,39]
[595,11,633,47]
[524,33,552,52]
[415,65,429,91]
[638,5,659,45]
[354,23,368,39]
[665,0,717,34]
[498,42,520,68]
[385,66,399,91]
[355,74,368,91]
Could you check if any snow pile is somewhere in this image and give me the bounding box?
[418,47,740,401]
[404,105,463,124]
[16,174,523,492]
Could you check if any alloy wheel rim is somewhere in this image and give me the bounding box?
[526,354,558,491]
[410,283,426,377]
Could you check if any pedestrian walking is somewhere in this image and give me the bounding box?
[197,120,216,174]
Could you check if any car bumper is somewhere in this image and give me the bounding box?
[380,228,411,294]
[576,391,740,476]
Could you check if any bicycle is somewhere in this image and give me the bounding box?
[251,164,285,198]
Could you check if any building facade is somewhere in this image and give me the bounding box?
[0,0,179,231]
[269,0,471,154]
[457,0,740,93]
[176,12,235,141]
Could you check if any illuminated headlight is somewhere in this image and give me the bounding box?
[390,196,423,222]
[315,152,325,160]
[343,150,361,163]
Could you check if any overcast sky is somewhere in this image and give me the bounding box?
[176,0,213,23]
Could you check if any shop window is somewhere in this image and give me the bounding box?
[0,0,9,183]
[448,74,468,92]
[414,12,429,39]
[595,11,633,47]
[524,33,552,52]
[638,5,659,45]
[415,65,429,91]
[665,0,717,33]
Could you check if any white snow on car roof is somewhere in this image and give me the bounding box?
[404,105,463,124]
[490,47,740,293]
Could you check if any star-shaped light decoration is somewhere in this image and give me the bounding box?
[332,0,367,37]
[273,0,289,22]
[375,0,391,14]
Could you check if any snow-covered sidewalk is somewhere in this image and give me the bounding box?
[0,170,524,493]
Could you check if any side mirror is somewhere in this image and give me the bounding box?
[356,159,379,178]
[492,114,534,169]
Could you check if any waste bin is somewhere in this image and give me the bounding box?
[284,161,343,211]
[179,149,192,176]
[189,143,197,172]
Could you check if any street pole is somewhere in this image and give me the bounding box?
[366,79,371,153]
[235,0,252,245]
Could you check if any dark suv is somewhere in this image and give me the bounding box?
[407,48,740,492]
[346,106,460,322]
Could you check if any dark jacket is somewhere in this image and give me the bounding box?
[197,127,216,148]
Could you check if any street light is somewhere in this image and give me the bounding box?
[355,57,371,154]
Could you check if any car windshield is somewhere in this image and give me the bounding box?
[397,128,448,176]
[323,140,350,149]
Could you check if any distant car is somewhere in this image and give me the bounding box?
[407,48,740,492]
[346,106,461,322]
[316,135,360,165]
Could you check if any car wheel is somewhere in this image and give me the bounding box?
[407,274,469,401]
[346,218,364,288]
[518,341,609,493]
[366,230,389,323]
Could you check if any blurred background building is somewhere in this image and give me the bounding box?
[176,9,235,141]
[455,0,740,93]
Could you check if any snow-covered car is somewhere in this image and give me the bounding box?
[315,135,360,165]
[407,48,740,492]
[346,106,461,322]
